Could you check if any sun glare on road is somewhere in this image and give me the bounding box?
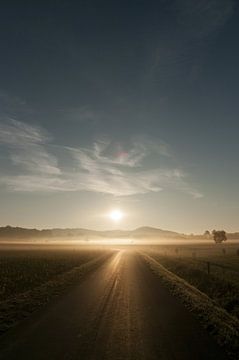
[109,209,124,222]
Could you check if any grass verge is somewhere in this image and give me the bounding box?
[144,252,239,319]
[0,251,113,334]
[140,252,239,359]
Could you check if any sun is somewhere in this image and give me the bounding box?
[109,209,124,222]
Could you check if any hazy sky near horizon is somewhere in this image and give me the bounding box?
[0,0,239,233]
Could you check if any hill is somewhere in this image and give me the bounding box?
[0,225,184,241]
[0,225,238,241]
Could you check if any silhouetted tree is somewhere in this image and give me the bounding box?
[212,230,227,244]
[204,230,211,238]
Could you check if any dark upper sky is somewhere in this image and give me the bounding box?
[0,0,238,232]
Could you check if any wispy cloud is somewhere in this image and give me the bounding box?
[149,0,235,82]
[0,90,34,119]
[0,118,48,146]
[174,0,235,40]
[0,119,60,176]
[0,119,202,198]
[57,106,103,125]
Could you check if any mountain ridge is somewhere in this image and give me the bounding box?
[0,225,184,239]
[0,225,237,240]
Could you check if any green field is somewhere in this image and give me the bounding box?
[0,244,109,301]
[0,244,111,333]
[0,241,238,338]
[145,243,239,319]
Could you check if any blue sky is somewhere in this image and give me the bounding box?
[0,0,238,232]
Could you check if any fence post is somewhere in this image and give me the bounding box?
[222,265,225,276]
[207,262,210,275]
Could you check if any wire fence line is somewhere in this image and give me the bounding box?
[194,259,239,275]
[155,246,239,277]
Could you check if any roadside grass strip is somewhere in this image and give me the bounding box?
[141,252,239,359]
[0,251,113,334]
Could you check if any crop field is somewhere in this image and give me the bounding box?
[0,242,238,359]
[145,243,239,319]
[0,243,112,335]
[0,244,109,302]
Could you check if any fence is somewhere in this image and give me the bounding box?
[153,245,239,278]
[195,259,239,275]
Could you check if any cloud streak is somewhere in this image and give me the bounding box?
[174,0,235,40]
[0,119,60,176]
[149,0,235,82]
[0,119,202,198]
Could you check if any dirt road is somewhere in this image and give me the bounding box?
[0,250,229,359]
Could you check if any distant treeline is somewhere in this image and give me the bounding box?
[0,226,183,240]
[0,226,95,239]
[0,226,52,238]
[0,225,238,241]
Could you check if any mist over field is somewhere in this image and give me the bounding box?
[0,239,238,360]
[1,0,239,359]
